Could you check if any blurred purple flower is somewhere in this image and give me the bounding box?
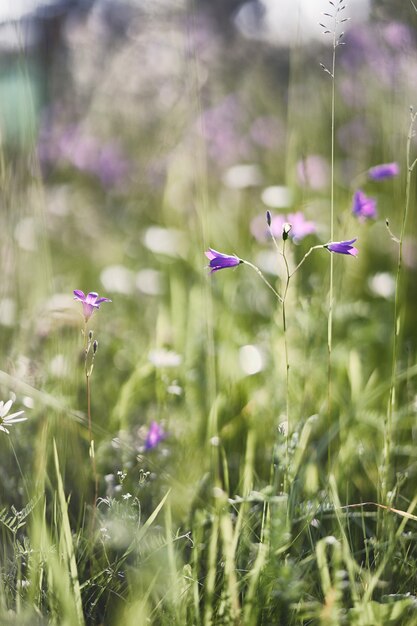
[342,24,405,87]
[337,118,372,152]
[251,211,316,243]
[73,290,112,322]
[198,95,250,166]
[145,421,165,450]
[296,155,330,190]
[205,248,242,273]
[286,212,317,241]
[249,116,284,149]
[269,212,316,243]
[38,125,130,188]
[325,239,358,257]
[382,22,414,51]
[352,190,377,221]
[368,162,399,180]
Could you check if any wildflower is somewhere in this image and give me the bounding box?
[73,290,112,322]
[368,162,399,180]
[352,189,377,221]
[145,421,165,450]
[325,238,358,257]
[0,400,26,434]
[205,248,242,273]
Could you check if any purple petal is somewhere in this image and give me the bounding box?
[326,238,358,256]
[145,421,165,450]
[352,190,377,220]
[209,257,241,272]
[85,292,99,304]
[368,162,399,180]
[73,290,86,301]
[205,248,233,260]
[95,297,112,304]
[205,248,217,260]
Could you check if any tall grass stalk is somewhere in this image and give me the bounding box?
[320,0,348,464]
[383,109,417,501]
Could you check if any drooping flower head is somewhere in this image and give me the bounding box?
[352,189,377,221]
[205,248,242,273]
[145,421,165,450]
[368,162,399,180]
[325,238,358,257]
[0,399,26,434]
[73,290,112,322]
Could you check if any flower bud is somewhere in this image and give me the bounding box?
[282,222,292,241]
[266,210,272,227]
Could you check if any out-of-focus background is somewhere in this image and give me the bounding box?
[1,1,417,621]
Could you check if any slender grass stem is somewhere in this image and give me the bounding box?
[383,109,417,500]
[327,8,338,442]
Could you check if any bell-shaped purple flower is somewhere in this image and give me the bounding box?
[325,238,358,256]
[73,290,112,321]
[352,189,377,221]
[145,421,165,450]
[205,248,242,273]
[368,162,399,180]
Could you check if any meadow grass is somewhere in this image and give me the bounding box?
[1,1,417,624]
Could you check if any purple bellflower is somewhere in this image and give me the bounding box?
[368,162,399,180]
[205,248,242,273]
[74,290,112,322]
[145,421,165,450]
[352,189,377,221]
[325,239,358,257]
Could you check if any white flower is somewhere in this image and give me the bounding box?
[0,399,27,434]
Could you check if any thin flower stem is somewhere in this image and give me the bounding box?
[86,372,98,508]
[241,260,283,303]
[289,245,325,278]
[83,323,98,517]
[383,110,417,500]
[282,240,291,484]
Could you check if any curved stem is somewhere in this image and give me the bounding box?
[241,260,283,303]
[289,245,325,278]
